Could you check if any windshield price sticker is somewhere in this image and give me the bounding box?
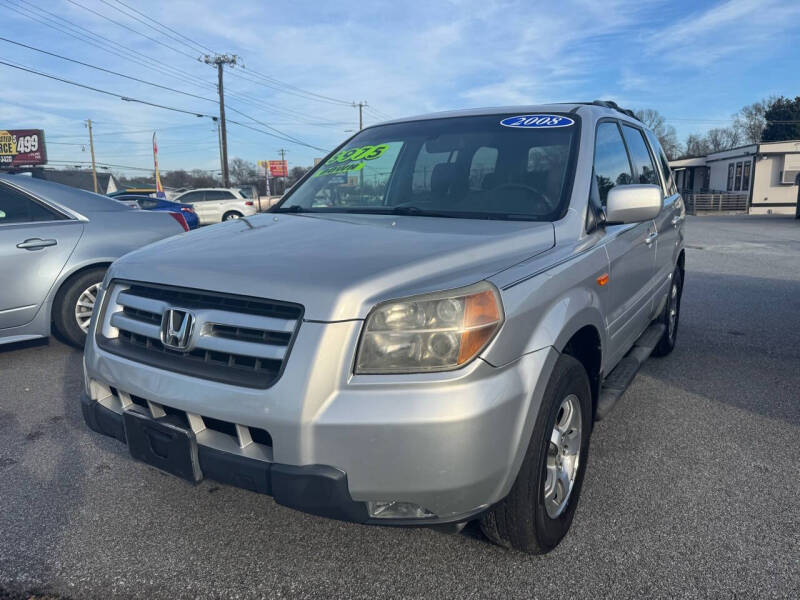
[500,115,574,128]
[314,143,390,178]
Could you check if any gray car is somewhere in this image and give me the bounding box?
[81,102,685,553]
[0,175,186,347]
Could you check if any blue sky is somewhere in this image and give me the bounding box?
[1,0,798,175]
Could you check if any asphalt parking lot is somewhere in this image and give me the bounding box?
[1,214,799,600]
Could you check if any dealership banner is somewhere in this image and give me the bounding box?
[0,129,47,167]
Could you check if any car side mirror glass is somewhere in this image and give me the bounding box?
[605,184,663,224]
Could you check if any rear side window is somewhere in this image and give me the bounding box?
[644,129,677,196]
[621,125,660,186]
[206,190,236,200]
[179,191,205,202]
[594,122,633,205]
[0,184,65,224]
[137,198,158,209]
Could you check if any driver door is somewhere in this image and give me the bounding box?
[594,121,658,367]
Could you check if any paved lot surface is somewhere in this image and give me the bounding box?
[1,215,799,599]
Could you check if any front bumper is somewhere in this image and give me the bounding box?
[83,317,558,525]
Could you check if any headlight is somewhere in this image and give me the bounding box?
[355,282,503,374]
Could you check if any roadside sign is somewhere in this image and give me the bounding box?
[268,160,288,177]
[0,129,47,167]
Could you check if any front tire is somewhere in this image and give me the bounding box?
[52,267,107,348]
[480,354,592,554]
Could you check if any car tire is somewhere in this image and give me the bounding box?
[52,267,107,348]
[479,353,592,554]
[222,211,243,221]
[651,267,683,357]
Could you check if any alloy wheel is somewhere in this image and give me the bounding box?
[74,282,100,332]
[543,393,582,518]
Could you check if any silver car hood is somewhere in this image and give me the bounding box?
[109,212,555,321]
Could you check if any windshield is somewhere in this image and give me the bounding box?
[278,114,578,221]
[238,188,252,198]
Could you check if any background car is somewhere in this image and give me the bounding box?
[112,194,200,230]
[0,174,188,348]
[172,187,257,224]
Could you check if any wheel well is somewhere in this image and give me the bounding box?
[677,249,685,278]
[561,325,602,419]
[51,262,111,318]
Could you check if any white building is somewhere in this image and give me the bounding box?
[670,140,800,215]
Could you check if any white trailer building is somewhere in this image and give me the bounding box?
[670,140,800,215]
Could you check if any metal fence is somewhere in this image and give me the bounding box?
[683,192,749,214]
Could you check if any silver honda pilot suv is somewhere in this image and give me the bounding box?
[82,101,685,553]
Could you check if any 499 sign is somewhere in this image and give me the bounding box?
[0,129,47,167]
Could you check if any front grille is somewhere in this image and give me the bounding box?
[97,280,303,389]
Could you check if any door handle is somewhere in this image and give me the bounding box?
[645,231,658,245]
[16,238,57,250]
[671,215,684,226]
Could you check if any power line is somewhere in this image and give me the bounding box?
[0,36,218,104]
[63,0,199,61]
[104,0,213,54]
[2,0,215,91]
[0,57,217,118]
[227,119,329,153]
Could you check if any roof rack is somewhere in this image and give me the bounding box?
[589,100,639,121]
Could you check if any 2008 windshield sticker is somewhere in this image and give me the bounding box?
[313,144,389,177]
[500,115,574,128]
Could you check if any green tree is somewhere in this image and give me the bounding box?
[761,96,800,142]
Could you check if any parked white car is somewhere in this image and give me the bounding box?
[172,188,257,224]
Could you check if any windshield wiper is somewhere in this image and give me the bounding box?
[271,205,309,213]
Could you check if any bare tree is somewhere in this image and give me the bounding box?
[732,96,777,144]
[229,157,258,185]
[634,108,681,159]
[683,133,711,158]
[705,127,741,152]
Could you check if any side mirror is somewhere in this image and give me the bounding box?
[605,184,663,224]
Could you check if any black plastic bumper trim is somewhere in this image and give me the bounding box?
[80,394,485,526]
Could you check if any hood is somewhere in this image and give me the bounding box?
[109,212,555,321]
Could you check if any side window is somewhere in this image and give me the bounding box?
[0,185,65,224]
[734,162,743,191]
[644,129,676,195]
[180,191,204,202]
[469,146,498,190]
[594,122,633,205]
[727,164,735,191]
[621,125,660,186]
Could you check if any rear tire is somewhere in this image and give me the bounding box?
[480,354,592,554]
[651,267,682,357]
[222,211,242,221]
[52,267,107,348]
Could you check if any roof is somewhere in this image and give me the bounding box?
[0,173,128,216]
[378,101,641,126]
[669,157,708,168]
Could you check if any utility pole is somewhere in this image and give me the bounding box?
[277,148,287,194]
[86,119,98,193]
[353,101,368,130]
[203,53,238,187]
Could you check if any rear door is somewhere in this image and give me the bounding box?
[0,183,83,330]
[644,129,684,289]
[179,190,209,224]
[594,121,657,367]
[208,190,237,221]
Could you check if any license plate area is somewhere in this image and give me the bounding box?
[123,410,202,482]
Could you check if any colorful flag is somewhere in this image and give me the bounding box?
[153,132,165,198]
